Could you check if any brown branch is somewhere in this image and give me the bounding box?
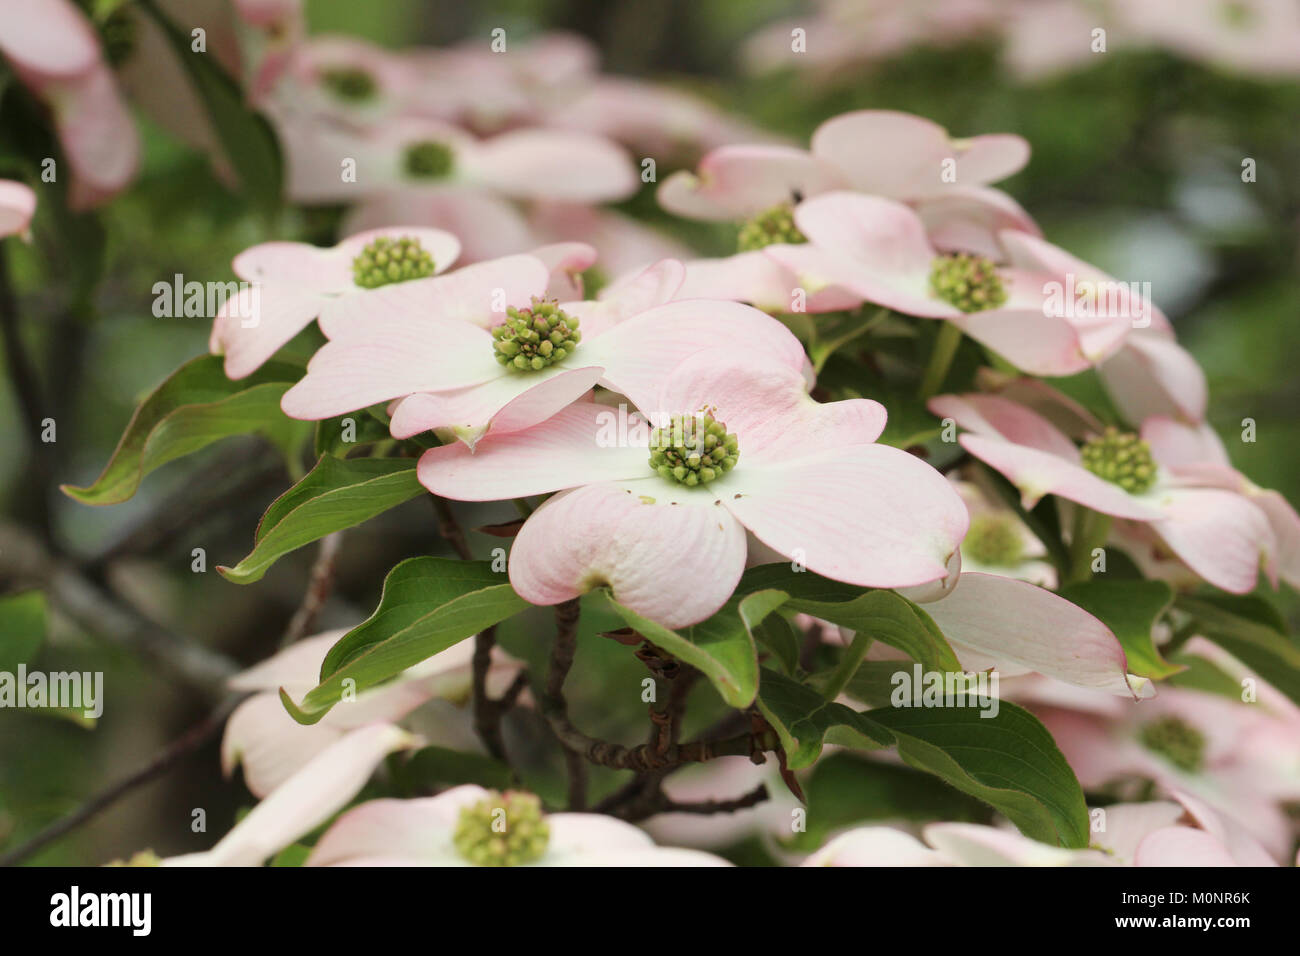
[0,693,247,867]
[618,783,771,824]
[431,495,472,560]
[279,531,342,647]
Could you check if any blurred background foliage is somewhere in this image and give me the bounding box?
[1,0,1297,864]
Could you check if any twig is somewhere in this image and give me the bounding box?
[617,783,770,824]
[279,531,342,647]
[431,496,472,560]
[0,693,246,867]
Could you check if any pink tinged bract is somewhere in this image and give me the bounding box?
[0,180,37,239]
[918,572,1148,698]
[421,350,968,627]
[211,225,461,379]
[809,110,1030,200]
[306,784,729,867]
[768,193,1094,376]
[166,723,417,866]
[657,144,846,221]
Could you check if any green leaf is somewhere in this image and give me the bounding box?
[605,589,784,708]
[1057,579,1180,680]
[0,590,46,673]
[755,668,891,769]
[1175,594,1300,706]
[739,565,962,673]
[314,410,393,458]
[220,456,423,584]
[751,612,801,675]
[62,355,301,505]
[281,558,528,725]
[868,700,1091,848]
[138,0,283,214]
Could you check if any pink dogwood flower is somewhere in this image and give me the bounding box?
[929,390,1277,593]
[223,629,522,798]
[1023,664,1300,862]
[274,112,637,206]
[997,229,1208,424]
[282,286,808,451]
[769,193,1122,375]
[0,0,139,210]
[419,347,968,628]
[210,225,462,378]
[0,181,37,239]
[161,722,419,866]
[305,784,731,867]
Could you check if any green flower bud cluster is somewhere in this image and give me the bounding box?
[492,298,582,371]
[1080,426,1157,494]
[963,514,1025,567]
[453,791,550,867]
[403,140,455,179]
[1138,716,1206,773]
[351,236,436,289]
[320,67,378,102]
[929,252,1008,313]
[737,202,807,252]
[649,411,739,487]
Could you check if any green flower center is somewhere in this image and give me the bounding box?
[1221,1,1253,28]
[929,253,1007,313]
[404,140,455,180]
[649,411,740,487]
[321,66,378,102]
[453,790,550,867]
[351,236,437,289]
[737,203,807,252]
[493,298,581,371]
[1139,716,1206,774]
[1080,426,1157,494]
[963,514,1025,567]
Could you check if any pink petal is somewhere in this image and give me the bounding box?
[0,0,99,79]
[318,253,547,337]
[678,252,804,313]
[1151,487,1274,594]
[417,402,647,500]
[530,203,692,280]
[657,144,845,221]
[792,192,936,288]
[593,257,686,317]
[1167,789,1279,867]
[531,241,598,301]
[1140,417,1230,469]
[308,786,489,867]
[471,129,637,203]
[915,186,1042,259]
[55,62,140,210]
[544,813,656,859]
[388,365,604,443]
[221,693,343,799]
[652,347,886,462]
[959,433,1164,519]
[211,283,326,380]
[0,180,37,238]
[1133,827,1239,867]
[1098,332,1208,424]
[509,481,748,628]
[582,299,807,415]
[811,110,1029,198]
[228,631,344,692]
[723,444,968,589]
[802,827,948,867]
[923,823,1113,866]
[924,572,1140,696]
[200,723,416,866]
[928,393,1079,458]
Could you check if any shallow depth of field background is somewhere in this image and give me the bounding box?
[2,0,1298,863]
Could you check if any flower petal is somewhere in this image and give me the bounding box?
[801,827,948,867]
[1098,332,1208,425]
[924,572,1141,696]
[417,401,647,500]
[470,128,637,202]
[1150,487,1274,594]
[509,481,748,628]
[0,180,37,238]
[307,786,490,867]
[928,393,1079,458]
[657,144,845,221]
[722,444,968,589]
[211,283,326,380]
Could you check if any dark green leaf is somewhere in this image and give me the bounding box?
[220,456,423,584]
[62,355,300,505]
[281,558,528,725]
[1057,579,1180,679]
[0,590,46,673]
